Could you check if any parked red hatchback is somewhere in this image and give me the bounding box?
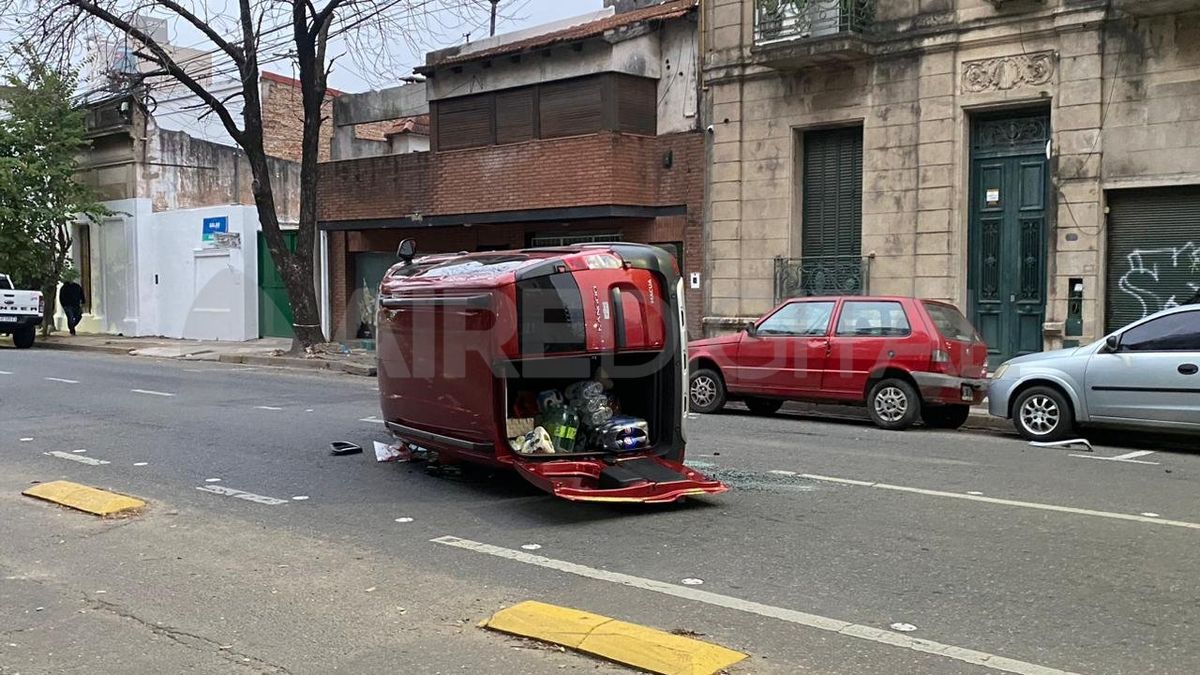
[688,297,989,430]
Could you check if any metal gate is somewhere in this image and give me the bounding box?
[1106,186,1200,332]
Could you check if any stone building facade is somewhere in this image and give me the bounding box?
[702,0,1200,365]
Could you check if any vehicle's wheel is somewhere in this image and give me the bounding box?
[12,326,35,349]
[867,378,921,430]
[923,404,971,430]
[689,368,727,414]
[1012,386,1074,442]
[745,397,783,416]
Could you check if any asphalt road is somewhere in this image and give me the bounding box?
[2,346,1197,675]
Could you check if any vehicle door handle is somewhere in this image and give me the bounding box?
[1179,364,1199,375]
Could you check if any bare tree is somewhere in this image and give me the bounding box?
[6,0,490,351]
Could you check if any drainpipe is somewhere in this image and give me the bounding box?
[319,230,331,339]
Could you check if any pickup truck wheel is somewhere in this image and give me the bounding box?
[12,326,35,349]
[867,378,921,430]
[745,398,783,415]
[689,368,726,415]
[1012,386,1074,442]
[923,404,971,430]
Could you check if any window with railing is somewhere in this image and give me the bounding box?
[754,0,876,45]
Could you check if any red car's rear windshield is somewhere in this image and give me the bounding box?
[923,302,979,342]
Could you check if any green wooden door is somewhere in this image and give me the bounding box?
[258,231,298,339]
[968,113,1050,368]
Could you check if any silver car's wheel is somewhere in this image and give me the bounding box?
[1019,395,1060,436]
[1012,386,1074,442]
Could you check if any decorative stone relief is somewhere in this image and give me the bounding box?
[961,51,1056,93]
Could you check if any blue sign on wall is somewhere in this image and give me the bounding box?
[202,216,229,242]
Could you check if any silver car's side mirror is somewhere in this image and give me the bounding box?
[1103,334,1120,353]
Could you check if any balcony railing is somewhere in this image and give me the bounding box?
[754,0,876,46]
[774,254,872,303]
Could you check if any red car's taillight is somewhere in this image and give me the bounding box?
[931,347,952,373]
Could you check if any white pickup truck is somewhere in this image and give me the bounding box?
[0,273,43,349]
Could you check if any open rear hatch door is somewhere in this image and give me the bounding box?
[512,455,727,504]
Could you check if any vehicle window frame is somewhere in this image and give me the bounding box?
[833,300,912,338]
[754,300,837,338]
[1117,310,1200,353]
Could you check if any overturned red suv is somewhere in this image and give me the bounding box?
[688,296,988,430]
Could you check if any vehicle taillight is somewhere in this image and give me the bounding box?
[931,347,951,373]
[38,295,44,314]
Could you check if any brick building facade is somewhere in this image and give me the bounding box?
[317,1,706,340]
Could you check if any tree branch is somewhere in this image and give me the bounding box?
[310,0,353,40]
[65,0,244,145]
[152,0,243,65]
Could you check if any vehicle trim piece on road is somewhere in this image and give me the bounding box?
[802,474,1200,529]
[44,451,110,466]
[194,485,289,505]
[432,535,1080,675]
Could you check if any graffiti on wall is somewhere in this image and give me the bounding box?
[1118,242,1200,320]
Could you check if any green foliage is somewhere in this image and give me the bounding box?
[0,45,108,292]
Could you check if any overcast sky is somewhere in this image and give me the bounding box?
[325,0,600,92]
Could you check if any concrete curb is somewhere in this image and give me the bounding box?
[776,401,1015,437]
[35,341,134,356]
[218,353,377,377]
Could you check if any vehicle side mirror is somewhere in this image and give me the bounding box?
[745,324,758,338]
[1103,334,1120,353]
[397,238,417,264]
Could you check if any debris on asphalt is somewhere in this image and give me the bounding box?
[1029,438,1093,452]
[374,440,412,463]
[330,441,363,456]
[670,628,705,637]
[890,622,918,632]
[681,578,704,585]
[395,517,414,523]
[520,544,542,551]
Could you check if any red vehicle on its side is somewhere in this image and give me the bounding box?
[687,296,989,430]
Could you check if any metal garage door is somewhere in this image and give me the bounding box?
[1106,185,1200,332]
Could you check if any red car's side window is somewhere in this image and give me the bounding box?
[757,301,836,336]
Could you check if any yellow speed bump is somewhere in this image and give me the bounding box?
[481,600,746,675]
[23,481,146,517]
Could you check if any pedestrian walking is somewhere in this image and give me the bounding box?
[59,273,86,336]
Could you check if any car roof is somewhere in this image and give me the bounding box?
[782,295,925,303]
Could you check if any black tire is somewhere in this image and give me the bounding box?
[745,397,783,416]
[12,326,35,349]
[867,378,921,430]
[689,368,727,414]
[923,404,971,430]
[1012,386,1074,442]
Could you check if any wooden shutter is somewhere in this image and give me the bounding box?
[1105,185,1200,331]
[802,127,863,258]
[615,75,658,136]
[436,94,494,150]
[539,77,604,138]
[496,88,536,144]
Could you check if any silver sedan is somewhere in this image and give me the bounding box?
[988,304,1200,440]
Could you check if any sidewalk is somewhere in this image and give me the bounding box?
[36,333,378,377]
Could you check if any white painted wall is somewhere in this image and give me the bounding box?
[78,198,150,337]
[657,18,699,135]
[151,206,260,341]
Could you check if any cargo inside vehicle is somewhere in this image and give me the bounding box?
[501,351,671,459]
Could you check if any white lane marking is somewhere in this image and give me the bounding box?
[1069,453,1160,465]
[45,451,110,466]
[802,474,1200,530]
[360,416,385,424]
[1141,512,1161,518]
[19,438,33,442]
[395,517,414,523]
[291,496,309,501]
[195,485,288,505]
[71,449,87,453]
[1111,450,1156,461]
[769,470,798,476]
[433,536,1079,675]
[133,462,149,467]
[0,370,13,375]
[44,377,79,384]
[255,406,283,411]
[204,478,222,483]
[131,388,175,397]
